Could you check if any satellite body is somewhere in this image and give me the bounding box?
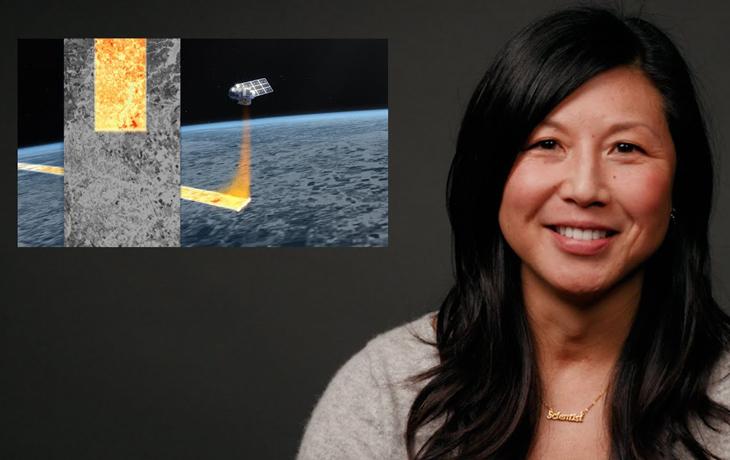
[228,78,274,105]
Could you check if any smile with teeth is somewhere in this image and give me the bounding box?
[553,226,615,241]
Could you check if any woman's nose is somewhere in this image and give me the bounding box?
[557,148,610,207]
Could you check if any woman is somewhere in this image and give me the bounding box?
[298,7,730,459]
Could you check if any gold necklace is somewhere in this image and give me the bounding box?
[542,388,607,423]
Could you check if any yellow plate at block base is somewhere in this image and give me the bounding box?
[180,186,251,212]
[18,162,251,212]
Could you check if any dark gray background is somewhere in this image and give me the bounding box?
[3,0,730,458]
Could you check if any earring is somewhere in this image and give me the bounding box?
[670,207,677,222]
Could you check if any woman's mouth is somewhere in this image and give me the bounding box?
[551,225,618,241]
[546,225,618,256]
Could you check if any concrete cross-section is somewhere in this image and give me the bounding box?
[64,39,181,247]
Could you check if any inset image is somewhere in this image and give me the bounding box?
[16,39,388,247]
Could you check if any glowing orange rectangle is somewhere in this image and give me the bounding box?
[94,38,147,131]
[180,186,252,212]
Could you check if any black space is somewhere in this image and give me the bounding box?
[17,39,63,148]
[181,39,387,125]
[17,39,387,147]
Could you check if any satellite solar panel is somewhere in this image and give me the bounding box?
[228,78,273,105]
[242,78,273,97]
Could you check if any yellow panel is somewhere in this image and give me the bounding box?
[180,186,252,212]
[95,38,147,132]
[18,162,65,176]
[17,162,251,212]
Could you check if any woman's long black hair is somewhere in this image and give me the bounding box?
[406,6,730,459]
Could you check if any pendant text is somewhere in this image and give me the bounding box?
[546,409,584,423]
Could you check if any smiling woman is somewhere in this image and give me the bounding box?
[501,67,676,298]
[297,6,730,460]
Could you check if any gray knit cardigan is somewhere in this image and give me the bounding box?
[297,313,730,459]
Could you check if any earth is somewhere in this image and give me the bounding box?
[17,142,64,247]
[17,109,388,247]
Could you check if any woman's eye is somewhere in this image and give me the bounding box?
[616,142,640,153]
[533,139,557,150]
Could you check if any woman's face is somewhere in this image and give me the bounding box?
[498,66,676,298]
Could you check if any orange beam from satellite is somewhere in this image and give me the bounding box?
[220,106,251,200]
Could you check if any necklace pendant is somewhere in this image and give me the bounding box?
[546,409,584,423]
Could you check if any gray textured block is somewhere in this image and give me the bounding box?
[64,39,180,247]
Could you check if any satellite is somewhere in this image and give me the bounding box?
[228,78,274,106]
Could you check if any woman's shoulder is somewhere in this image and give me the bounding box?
[363,311,439,382]
[684,349,730,457]
[322,310,439,389]
[296,312,439,460]
[709,348,730,403]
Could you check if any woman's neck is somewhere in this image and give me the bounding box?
[522,265,642,375]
